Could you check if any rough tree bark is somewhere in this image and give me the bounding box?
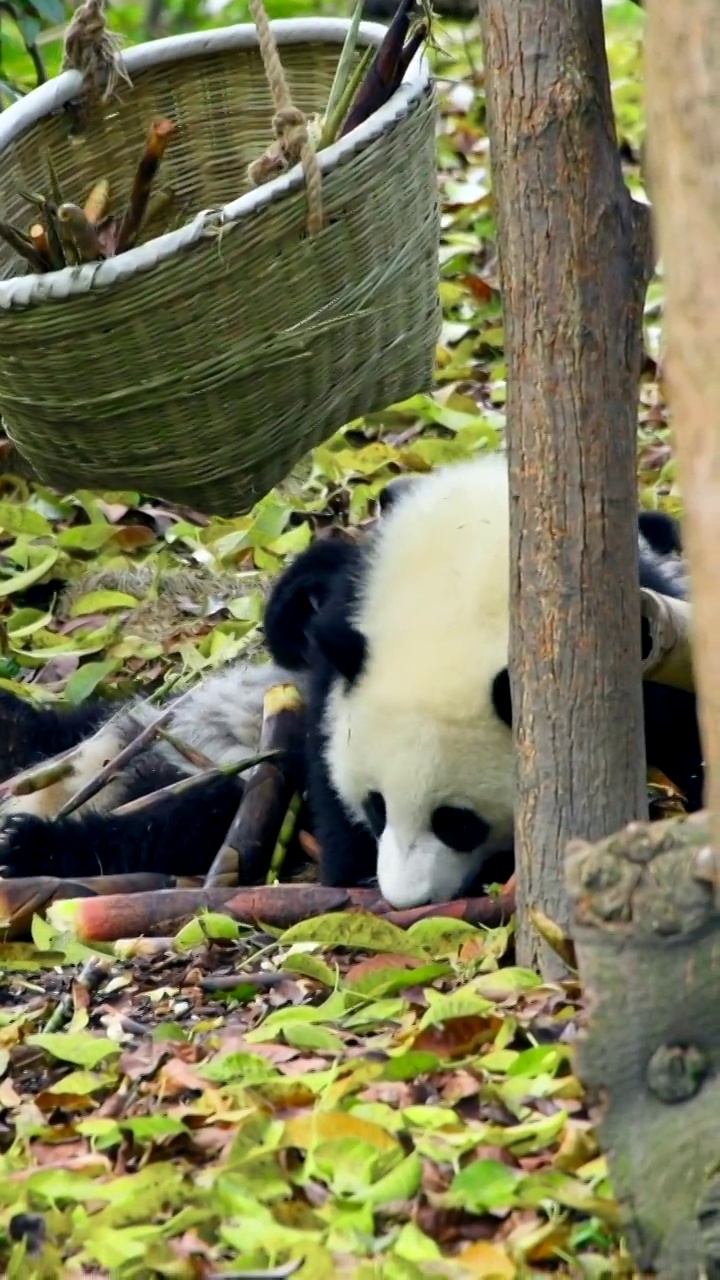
[563,3,720,1270]
[478,0,654,974]
[645,0,720,858]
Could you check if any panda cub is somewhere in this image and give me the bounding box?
[0,453,702,907]
[262,453,702,908]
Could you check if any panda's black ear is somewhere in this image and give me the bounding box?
[314,617,367,686]
[264,540,362,671]
[378,472,425,516]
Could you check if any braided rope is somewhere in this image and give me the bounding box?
[60,0,322,231]
[247,0,323,234]
[61,0,132,103]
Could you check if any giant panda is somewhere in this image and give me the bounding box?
[261,452,702,907]
[0,452,702,905]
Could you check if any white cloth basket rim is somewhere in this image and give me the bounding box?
[0,18,431,311]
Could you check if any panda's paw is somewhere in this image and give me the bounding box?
[0,814,63,878]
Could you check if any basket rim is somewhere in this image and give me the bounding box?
[0,18,432,312]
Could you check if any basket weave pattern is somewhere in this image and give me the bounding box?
[0,25,440,515]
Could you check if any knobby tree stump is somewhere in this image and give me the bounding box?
[566,810,720,1277]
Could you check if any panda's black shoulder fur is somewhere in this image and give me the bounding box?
[638,510,683,557]
[637,510,687,600]
[263,536,369,687]
[0,692,113,784]
[263,536,378,888]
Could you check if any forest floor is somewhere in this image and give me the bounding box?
[0,4,678,1276]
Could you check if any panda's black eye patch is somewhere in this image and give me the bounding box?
[491,669,512,727]
[362,791,386,837]
[432,806,490,854]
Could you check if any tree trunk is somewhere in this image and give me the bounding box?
[566,810,720,1276]
[479,0,653,975]
[645,0,720,874]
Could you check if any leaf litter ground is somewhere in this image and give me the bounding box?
[0,6,672,1275]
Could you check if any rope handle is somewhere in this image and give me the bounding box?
[246,0,323,234]
[60,0,323,235]
[61,0,131,104]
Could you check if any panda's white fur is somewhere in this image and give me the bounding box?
[325,454,515,908]
[1,727,129,822]
[638,531,688,598]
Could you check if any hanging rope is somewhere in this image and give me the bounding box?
[61,0,132,104]
[60,0,322,232]
[246,0,324,235]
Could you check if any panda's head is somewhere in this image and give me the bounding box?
[264,455,515,908]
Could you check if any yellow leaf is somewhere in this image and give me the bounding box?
[456,1241,516,1277]
[282,1110,399,1154]
[529,907,577,970]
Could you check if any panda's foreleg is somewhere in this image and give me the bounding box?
[642,682,704,813]
[0,770,244,880]
[0,689,114,784]
[306,753,378,888]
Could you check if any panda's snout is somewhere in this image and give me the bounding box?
[376,825,482,910]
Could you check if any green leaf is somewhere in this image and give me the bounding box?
[450,1158,522,1211]
[63,659,121,705]
[472,967,543,996]
[151,1022,189,1042]
[266,522,313,556]
[506,1044,567,1078]
[24,0,65,23]
[30,911,59,951]
[198,1051,280,1085]
[382,1050,440,1081]
[517,1170,621,1222]
[282,1023,345,1054]
[174,912,242,948]
[245,990,351,1041]
[22,1169,117,1203]
[360,1150,422,1207]
[0,548,58,596]
[79,1225,158,1269]
[345,961,451,998]
[404,916,482,952]
[281,951,337,986]
[57,524,118,551]
[120,1115,188,1143]
[27,1032,122,1068]
[393,1221,443,1263]
[489,1109,568,1153]
[6,607,54,637]
[45,1070,110,1096]
[342,997,408,1029]
[69,590,140,616]
[280,911,428,958]
[14,11,41,47]
[401,1105,459,1130]
[417,989,494,1029]
[0,501,51,536]
[0,942,65,970]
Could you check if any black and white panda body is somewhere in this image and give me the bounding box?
[0,453,702,903]
[263,453,703,908]
[0,661,303,880]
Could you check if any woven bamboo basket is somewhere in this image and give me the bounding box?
[0,15,440,515]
